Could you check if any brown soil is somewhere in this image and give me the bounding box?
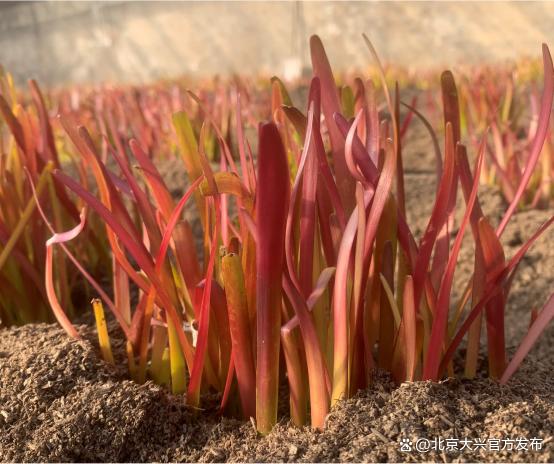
[1,123,553,462]
[1,323,552,463]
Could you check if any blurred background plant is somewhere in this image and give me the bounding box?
[0,70,109,325]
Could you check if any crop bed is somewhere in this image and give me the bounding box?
[1,35,553,463]
[1,151,552,462]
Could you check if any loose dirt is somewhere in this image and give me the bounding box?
[1,322,552,462]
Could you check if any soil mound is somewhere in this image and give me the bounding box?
[1,322,552,462]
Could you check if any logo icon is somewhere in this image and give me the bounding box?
[399,438,413,452]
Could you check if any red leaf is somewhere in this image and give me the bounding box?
[255,122,290,434]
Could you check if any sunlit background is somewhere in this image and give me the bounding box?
[1,1,554,87]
